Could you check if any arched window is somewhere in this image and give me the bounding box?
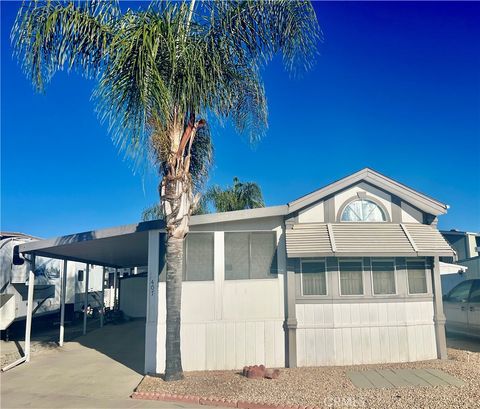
[340,199,386,222]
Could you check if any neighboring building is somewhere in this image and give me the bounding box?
[440,230,480,293]
[17,168,454,373]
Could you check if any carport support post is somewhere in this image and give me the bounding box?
[432,256,448,359]
[113,268,118,310]
[59,259,67,346]
[145,231,160,374]
[25,255,36,362]
[100,267,105,328]
[83,264,90,335]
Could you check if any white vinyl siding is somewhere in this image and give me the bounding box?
[225,232,277,280]
[339,260,363,295]
[371,259,396,295]
[184,233,214,281]
[301,261,327,296]
[407,260,428,294]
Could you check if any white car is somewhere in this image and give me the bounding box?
[443,279,480,337]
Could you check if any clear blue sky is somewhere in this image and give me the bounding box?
[1,1,479,238]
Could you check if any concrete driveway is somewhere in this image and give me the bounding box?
[1,320,202,408]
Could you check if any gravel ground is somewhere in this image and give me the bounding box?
[137,348,480,409]
[0,340,58,368]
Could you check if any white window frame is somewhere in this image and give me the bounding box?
[406,258,429,295]
[338,258,365,296]
[300,258,328,297]
[370,258,398,296]
[339,198,388,223]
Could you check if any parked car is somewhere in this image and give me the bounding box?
[443,279,480,337]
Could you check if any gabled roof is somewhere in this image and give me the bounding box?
[288,168,448,216]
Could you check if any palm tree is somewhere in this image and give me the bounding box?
[206,177,264,212]
[143,176,263,219]
[142,197,208,221]
[12,0,320,380]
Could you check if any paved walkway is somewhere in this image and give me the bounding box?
[1,320,203,408]
[347,368,465,389]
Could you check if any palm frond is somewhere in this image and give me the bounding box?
[11,0,119,91]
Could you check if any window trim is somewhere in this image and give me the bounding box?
[337,195,390,223]
[224,230,278,280]
[338,258,365,296]
[370,258,398,296]
[183,232,215,282]
[300,258,328,297]
[406,258,429,295]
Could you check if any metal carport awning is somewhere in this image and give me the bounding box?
[17,219,165,268]
[2,219,165,372]
[286,222,456,258]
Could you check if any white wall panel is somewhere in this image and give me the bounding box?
[298,201,324,223]
[156,276,285,372]
[296,301,437,366]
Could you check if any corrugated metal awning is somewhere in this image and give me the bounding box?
[286,223,455,258]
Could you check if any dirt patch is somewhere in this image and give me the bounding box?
[136,348,480,409]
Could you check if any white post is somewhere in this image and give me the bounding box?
[113,268,118,310]
[145,231,160,374]
[25,255,36,362]
[100,267,105,328]
[432,256,448,359]
[83,264,90,335]
[59,259,67,346]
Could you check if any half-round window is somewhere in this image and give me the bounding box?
[341,199,386,222]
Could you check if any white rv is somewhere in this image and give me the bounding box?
[0,232,105,332]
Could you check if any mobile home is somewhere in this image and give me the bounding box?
[17,168,455,373]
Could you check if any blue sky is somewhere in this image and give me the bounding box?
[1,1,479,238]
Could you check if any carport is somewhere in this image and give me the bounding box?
[7,219,165,373]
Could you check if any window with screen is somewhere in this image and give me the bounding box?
[371,259,396,295]
[225,232,277,280]
[301,261,327,295]
[184,233,214,281]
[339,260,363,295]
[407,260,428,294]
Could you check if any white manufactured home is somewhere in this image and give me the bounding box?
[17,168,455,373]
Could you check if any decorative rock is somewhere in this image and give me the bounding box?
[243,365,279,380]
[264,368,280,379]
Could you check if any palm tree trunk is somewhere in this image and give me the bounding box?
[164,233,184,381]
[161,162,193,381]
[161,113,202,381]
